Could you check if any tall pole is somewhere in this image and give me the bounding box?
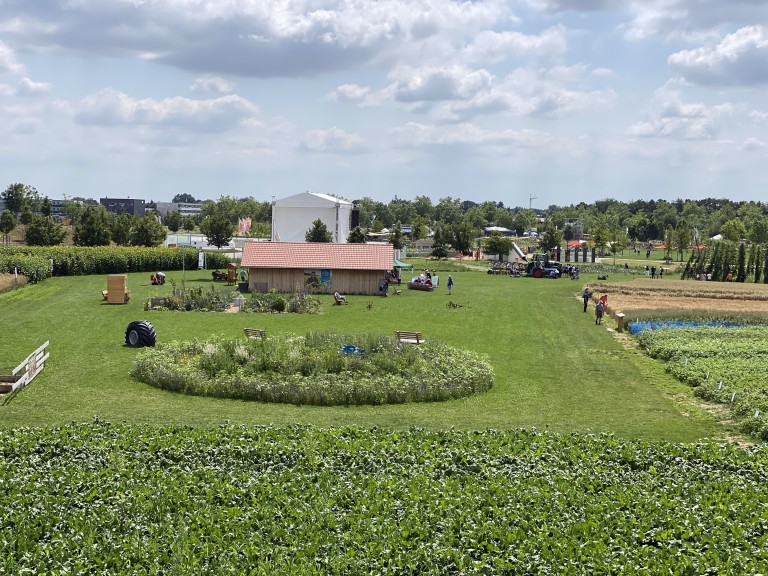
[529,194,537,210]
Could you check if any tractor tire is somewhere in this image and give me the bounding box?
[532,268,544,278]
[125,320,157,348]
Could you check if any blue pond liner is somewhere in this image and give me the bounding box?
[630,320,746,335]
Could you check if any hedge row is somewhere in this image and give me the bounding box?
[0,246,231,280]
[0,253,52,283]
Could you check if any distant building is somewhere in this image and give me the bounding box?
[100,198,145,217]
[271,191,352,243]
[483,226,514,237]
[50,199,65,221]
[156,202,203,218]
[565,221,584,240]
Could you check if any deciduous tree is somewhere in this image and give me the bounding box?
[0,210,16,245]
[131,214,166,247]
[73,205,112,246]
[484,232,513,261]
[25,216,66,246]
[201,213,234,248]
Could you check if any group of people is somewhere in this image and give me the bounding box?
[565,265,580,280]
[644,265,663,279]
[150,272,166,285]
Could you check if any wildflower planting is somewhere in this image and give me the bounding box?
[2,422,767,574]
[132,331,494,405]
[637,326,768,439]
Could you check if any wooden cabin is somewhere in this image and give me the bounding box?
[241,242,393,296]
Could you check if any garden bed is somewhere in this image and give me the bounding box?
[131,331,493,405]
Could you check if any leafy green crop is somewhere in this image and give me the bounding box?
[1,422,767,574]
[638,327,768,438]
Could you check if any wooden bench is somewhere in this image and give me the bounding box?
[395,331,424,345]
[243,328,266,339]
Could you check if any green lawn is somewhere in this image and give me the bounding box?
[0,266,722,441]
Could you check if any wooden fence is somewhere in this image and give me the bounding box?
[0,341,49,394]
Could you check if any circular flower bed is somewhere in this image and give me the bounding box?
[131,332,494,405]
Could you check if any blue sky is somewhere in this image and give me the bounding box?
[1,0,766,208]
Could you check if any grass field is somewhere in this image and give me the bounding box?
[0,263,726,441]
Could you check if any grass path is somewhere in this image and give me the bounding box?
[0,267,721,440]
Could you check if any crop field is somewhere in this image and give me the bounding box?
[587,278,768,321]
[638,326,768,439]
[2,422,767,574]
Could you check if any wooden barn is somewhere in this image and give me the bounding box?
[241,242,393,296]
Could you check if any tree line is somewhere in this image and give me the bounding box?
[3,183,767,254]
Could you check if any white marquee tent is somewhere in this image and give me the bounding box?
[271,191,353,243]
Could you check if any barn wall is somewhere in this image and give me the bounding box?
[247,268,387,295]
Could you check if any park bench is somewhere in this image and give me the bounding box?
[243,328,266,339]
[395,331,424,345]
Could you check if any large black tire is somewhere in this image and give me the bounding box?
[532,268,544,279]
[125,320,157,347]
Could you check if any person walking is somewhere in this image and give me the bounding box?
[447,275,453,295]
[582,289,589,313]
[595,300,604,325]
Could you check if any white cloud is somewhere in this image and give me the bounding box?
[668,26,768,87]
[16,77,52,96]
[625,1,768,42]
[0,0,511,77]
[627,87,734,140]
[390,122,554,149]
[740,137,767,152]
[390,66,494,103]
[190,76,234,94]
[521,0,624,12]
[460,26,568,64]
[73,89,259,133]
[326,84,371,103]
[0,40,24,74]
[298,127,369,154]
[380,63,615,121]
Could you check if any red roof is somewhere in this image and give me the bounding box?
[567,240,585,246]
[242,242,393,271]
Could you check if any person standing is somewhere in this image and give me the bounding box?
[582,289,589,313]
[595,300,604,325]
[651,265,656,279]
[447,275,453,295]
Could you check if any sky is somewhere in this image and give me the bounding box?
[1,1,767,209]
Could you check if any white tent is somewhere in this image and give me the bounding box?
[271,191,353,243]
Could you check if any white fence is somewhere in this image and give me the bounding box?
[0,341,49,394]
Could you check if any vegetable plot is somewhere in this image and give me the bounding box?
[2,422,767,575]
[638,326,768,439]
